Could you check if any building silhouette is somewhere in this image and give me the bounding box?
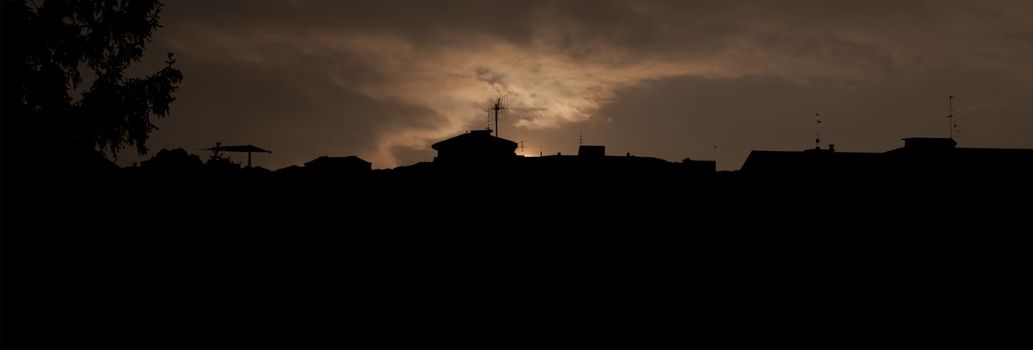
[577,145,605,158]
[304,156,372,176]
[427,130,716,181]
[432,129,517,164]
[742,137,1033,178]
[6,129,1030,349]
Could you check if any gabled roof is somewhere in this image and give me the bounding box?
[304,156,370,167]
[206,144,271,153]
[431,129,517,151]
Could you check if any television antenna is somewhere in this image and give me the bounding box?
[947,95,961,139]
[815,114,822,149]
[485,96,507,138]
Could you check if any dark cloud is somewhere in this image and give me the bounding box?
[122,0,1033,169]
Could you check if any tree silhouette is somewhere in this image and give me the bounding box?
[10,0,183,158]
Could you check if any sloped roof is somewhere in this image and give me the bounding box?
[206,144,271,153]
[304,156,371,167]
[431,129,517,151]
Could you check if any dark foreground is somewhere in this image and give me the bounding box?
[2,159,1031,349]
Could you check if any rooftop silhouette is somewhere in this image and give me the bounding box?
[5,123,1031,350]
[5,0,1031,348]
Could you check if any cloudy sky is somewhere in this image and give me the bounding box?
[123,0,1033,170]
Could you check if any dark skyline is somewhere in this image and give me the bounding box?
[4,1,1032,347]
[121,0,1033,170]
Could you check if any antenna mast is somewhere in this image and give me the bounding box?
[947,95,955,139]
[492,97,505,138]
[815,114,822,149]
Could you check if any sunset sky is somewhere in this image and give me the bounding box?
[123,0,1033,170]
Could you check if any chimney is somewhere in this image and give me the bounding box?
[829,144,835,152]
